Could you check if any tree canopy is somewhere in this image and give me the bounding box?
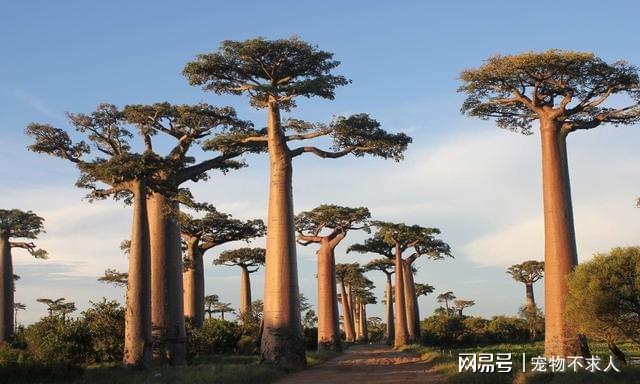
[566,247,640,346]
[0,209,48,258]
[364,258,395,276]
[459,50,640,134]
[506,260,544,284]
[213,247,265,271]
[415,283,435,297]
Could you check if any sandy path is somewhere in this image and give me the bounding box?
[275,344,446,384]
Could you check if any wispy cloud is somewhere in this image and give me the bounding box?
[13,88,62,119]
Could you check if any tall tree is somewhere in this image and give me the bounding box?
[214,247,265,323]
[351,276,375,343]
[27,106,167,367]
[212,301,235,320]
[295,204,370,351]
[335,263,362,342]
[37,297,75,320]
[507,261,544,311]
[348,222,451,346]
[122,102,252,365]
[365,258,395,344]
[0,209,48,342]
[180,206,265,327]
[453,300,475,317]
[436,291,456,317]
[460,50,640,356]
[184,37,411,366]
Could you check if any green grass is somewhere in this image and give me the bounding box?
[0,349,342,384]
[400,342,640,384]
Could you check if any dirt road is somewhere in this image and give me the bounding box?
[275,344,446,384]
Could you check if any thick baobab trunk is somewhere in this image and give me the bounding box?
[360,302,368,343]
[402,261,417,342]
[183,238,204,327]
[540,120,581,357]
[525,282,535,309]
[339,280,355,342]
[354,297,361,340]
[123,181,152,368]
[394,247,409,347]
[385,274,395,344]
[239,265,252,322]
[457,308,463,317]
[148,193,187,365]
[316,241,341,351]
[260,100,306,366]
[0,234,13,342]
[347,286,356,338]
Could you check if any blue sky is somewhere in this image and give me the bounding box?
[1,0,639,324]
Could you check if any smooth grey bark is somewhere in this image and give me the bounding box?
[0,234,13,342]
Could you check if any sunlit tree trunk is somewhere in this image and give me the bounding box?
[525,282,535,309]
[361,302,368,343]
[540,120,581,357]
[123,180,152,368]
[385,274,394,344]
[347,285,355,339]
[0,234,13,342]
[148,193,187,365]
[239,265,252,323]
[316,240,340,351]
[394,245,409,347]
[354,297,361,340]
[183,238,204,327]
[260,100,306,366]
[339,280,355,342]
[402,261,417,342]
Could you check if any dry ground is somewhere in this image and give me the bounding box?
[276,344,445,384]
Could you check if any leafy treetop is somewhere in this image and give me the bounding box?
[459,50,640,134]
[295,204,370,245]
[0,209,48,258]
[213,247,265,272]
[179,204,265,252]
[437,291,456,303]
[415,283,435,297]
[364,258,395,277]
[507,260,545,284]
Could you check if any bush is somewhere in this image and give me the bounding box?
[80,299,125,363]
[187,319,240,357]
[24,316,92,366]
[237,335,258,355]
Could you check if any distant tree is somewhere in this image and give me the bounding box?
[567,247,640,364]
[349,221,451,346]
[415,283,435,298]
[239,299,264,339]
[212,302,235,320]
[98,268,128,288]
[204,294,220,320]
[184,37,411,366]
[518,304,544,342]
[365,258,395,344]
[295,204,370,351]
[13,302,26,332]
[0,209,48,342]
[507,261,544,310]
[335,263,364,342]
[460,50,640,357]
[453,300,475,317]
[214,248,265,325]
[37,297,75,321]
[181,206,265,327]
[437,292,456,317]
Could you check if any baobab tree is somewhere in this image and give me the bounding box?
[13,302,25,332]
[349,222,451,347]
[460,50,640,356]
[365,258,395,344]
[507,261,544,310]
[454,300,475,317]
[436,291,456,317]
[212,301,235,320]
[37,297,75,320]
[99,268,129,288]
[415,283,435,298]
[184,37,411,366]
[122,103,253,365]
[353,280,376,343]
[181,206,265,327]
[335,263,363,342]
[295,204,370,351]
[204,294,219,320]
[1,209,48,342]
[213,247,265,323]
[26,105,171,367]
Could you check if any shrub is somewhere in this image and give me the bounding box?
[237,335,258,355]
[80,299,125,363]
[187,319,240,357]
[24,316,92,366]
[303,327,318,350]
